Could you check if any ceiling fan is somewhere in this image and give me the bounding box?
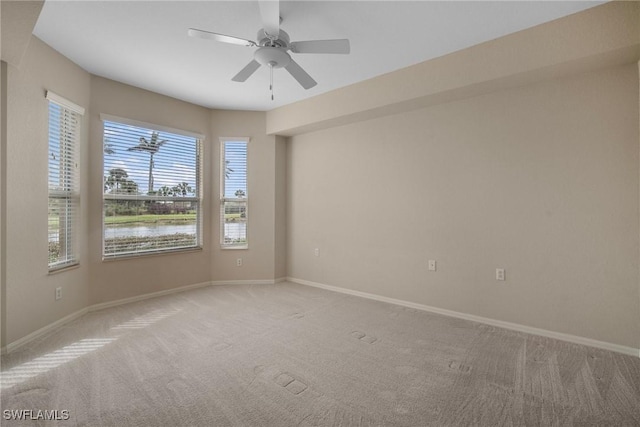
[188,0,350,97]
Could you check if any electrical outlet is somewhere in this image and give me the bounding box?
[236,258,243,267]
[55,287,62,300]
[314,248,320,257]
[496,268,505,281]
[428,260,437,271]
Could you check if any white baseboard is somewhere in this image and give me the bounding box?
[2,279,277,354]
[89,280,216,312]
[90,279,281,312]
[210,279,277,286]
[287,277,640,358]
[1,308,89,355]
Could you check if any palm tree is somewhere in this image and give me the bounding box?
[173,182,193,197]
[234,189,245,198]
[225,160,233,179]
[104,137,116,155]
[127,132,166,194]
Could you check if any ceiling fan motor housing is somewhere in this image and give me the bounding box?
[257,29,290,48]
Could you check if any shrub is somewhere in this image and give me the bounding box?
[147,203,172,215]
[48,241,60,263]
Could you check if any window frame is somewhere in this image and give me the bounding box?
[100,114,204,259]
[47,91,84,272]
[220,137,249,250]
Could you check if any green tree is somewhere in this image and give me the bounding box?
[104,168,129,193]
[157,185,174,197]
[120,179,139,194]
[127,132,166,194]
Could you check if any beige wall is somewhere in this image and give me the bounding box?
[1,60,7,347]
[287,64,640,349]
[88,76,213,305]
[210,110,282,282]
[0,1,44,68]
[275,135,287,279]
[4,37,91,345]
[1,0,45,350]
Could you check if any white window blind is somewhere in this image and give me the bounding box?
[220,139,248,248]
[102,118,202,258]
[47,92,83,271]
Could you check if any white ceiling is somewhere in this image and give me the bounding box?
[34,1,605,112]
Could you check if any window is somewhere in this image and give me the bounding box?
[47,91,84,271]
[102,115,203,258]
[220,138,248,248]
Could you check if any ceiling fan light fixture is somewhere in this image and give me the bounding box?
[254,46,291,69]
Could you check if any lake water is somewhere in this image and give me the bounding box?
[102,222,246,239]
[104,224,196,238]
[50,223,246,241]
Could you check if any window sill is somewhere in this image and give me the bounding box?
[48,263,80,275]
[221,245,248,250]
[102,246,203,262]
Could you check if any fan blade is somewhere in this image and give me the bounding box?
[232,60,261,82]
[290,39,350,54]
[188,28,256,47]
[285,60,317,89]
[258,0,280,38]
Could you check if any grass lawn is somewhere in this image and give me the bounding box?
[224,213,244,220]
[50,212,244,228]
[104,213,196,225]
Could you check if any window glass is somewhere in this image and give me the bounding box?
[102,119,202,258]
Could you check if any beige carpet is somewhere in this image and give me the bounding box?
[1,282,639,426]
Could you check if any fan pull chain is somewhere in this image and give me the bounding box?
[269,62,274,101]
